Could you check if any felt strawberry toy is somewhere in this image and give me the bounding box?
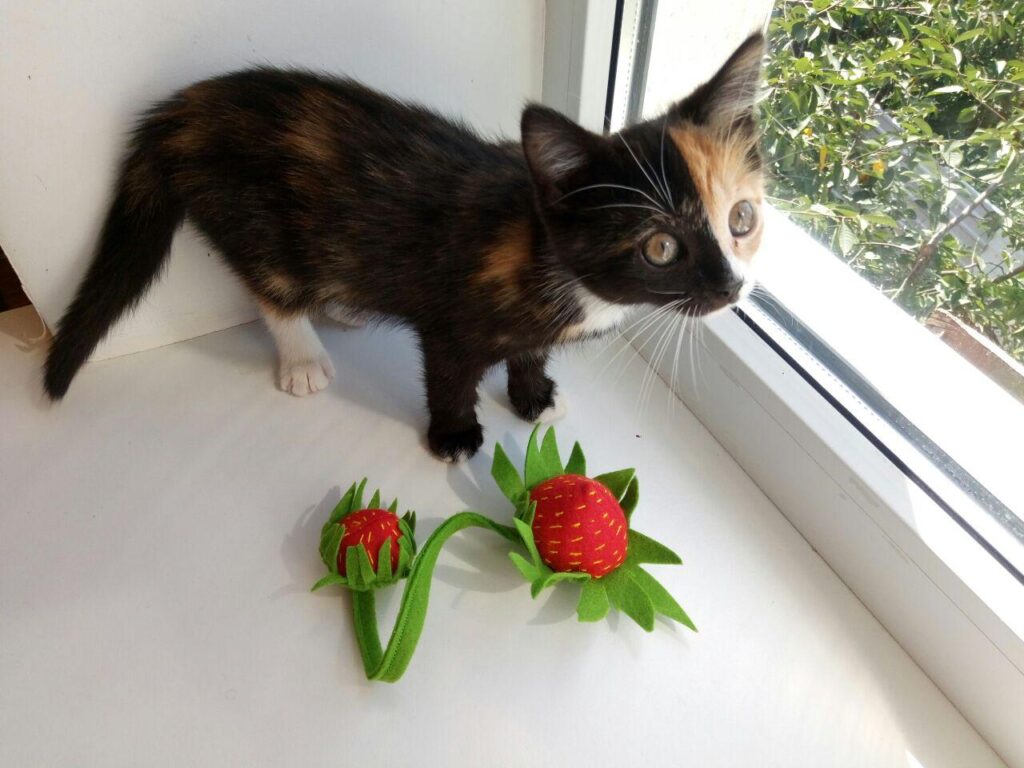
[492,426,696,631]
[312,479,416,592]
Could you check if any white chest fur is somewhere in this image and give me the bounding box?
[559,286,630,342]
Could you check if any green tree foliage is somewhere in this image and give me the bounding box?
[763,0,1024,361]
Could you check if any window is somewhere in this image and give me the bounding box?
[599,0,1024,761]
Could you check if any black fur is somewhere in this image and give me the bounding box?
[44,33,765,460]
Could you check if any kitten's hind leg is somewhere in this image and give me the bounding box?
[258,301,336,397]
[507,349,567,423]
[323,302,367,329]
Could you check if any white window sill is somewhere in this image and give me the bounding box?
[630,206,1024,766]
[0,305,1008,767]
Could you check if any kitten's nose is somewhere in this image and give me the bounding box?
[714,278,744,303]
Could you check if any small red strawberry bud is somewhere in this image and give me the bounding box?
[529,474,628,578]
[336,508,402,575]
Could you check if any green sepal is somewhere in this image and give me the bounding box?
[604,568,656,631]
[509,551,541,582]
[352,478,368,511]
[327,482,359,525]
[631,566,697,631]
[627,529,682,565]
[398,516,417,551]
[357,544,377,585]
[576,579,610,622]
[564,441,587,476]
[593,468,636,501]
[320,523,346,573]
[523,425,547,489]
[368,489,381,510]
[388,498,398,514]
[620,477,639,520]
[539,427,563,477]
[376,538,394,581]
[491,442,526,504]
[513,517,542,567]
[311,573,349,592]
[532,570,589,598]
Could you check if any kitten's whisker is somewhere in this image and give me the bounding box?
[593,301,681,376]
[659,117,675,210]
[588,203,666,216]
[635,139,673,211]
[642,313,678,418]
[634,312,675,417]
[618,134,671,209]
[554,183,665,210]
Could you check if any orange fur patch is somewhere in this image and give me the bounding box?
[475,221,532,305]
[669,123,764,262]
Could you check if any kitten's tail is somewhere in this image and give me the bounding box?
[44,129,184,400]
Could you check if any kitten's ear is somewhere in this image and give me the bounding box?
[521,104,601,201]
[672,32,765,129]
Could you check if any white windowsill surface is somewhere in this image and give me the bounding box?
[0,306,1007,767]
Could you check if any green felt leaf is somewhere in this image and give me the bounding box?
[524,425,546,489]
[631,566,696,631]
[593,468,635,501]
[513,517,542,568]
[509,551,540,582]
[491,442,526,503]
[352,478,368,512]
[400,512,416,538]
[627,530,682,565]
[311,573,349,592]
[368,489,381,510]
[320,523,345,574]
[344,546,363,589]
[388,498,398,514]
[620,477,639,520]
[376,538,394,582]
[539,427,563,477]
[534,569,589,597]
[604,570,656,631]
[328,482,358,525]
[576,580,610,622]
[564,442,586,476]
[396,541,412,577]
[357,544,376,585]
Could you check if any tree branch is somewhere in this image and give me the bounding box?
[897,156,1017,299]
[992,262,1024,284]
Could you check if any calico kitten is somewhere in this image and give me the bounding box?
[44,33,766,462]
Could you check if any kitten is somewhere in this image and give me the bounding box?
[43,33,766,462]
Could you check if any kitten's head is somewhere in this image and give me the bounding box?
[522,32,766,317]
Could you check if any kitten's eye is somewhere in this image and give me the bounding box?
[729,200,756,237]
[642,232,679,266]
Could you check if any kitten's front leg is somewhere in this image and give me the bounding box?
[507,349,567,423]
[422,341,487,463]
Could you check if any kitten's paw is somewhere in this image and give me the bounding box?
[535,391,568,423]
[279,356,336,397]
[509,377,563,423]
[428,422,484,464]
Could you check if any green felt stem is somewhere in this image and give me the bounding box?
[350,512,518,683]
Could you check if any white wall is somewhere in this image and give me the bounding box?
[0,0,545,360]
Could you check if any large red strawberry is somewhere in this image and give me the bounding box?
[335,508,402,575]
[530,475,628,577]
[493,426,696,632]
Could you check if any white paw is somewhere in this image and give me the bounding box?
[279,356,336,397]
[536,392,568,424]
[324,303,367,329]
